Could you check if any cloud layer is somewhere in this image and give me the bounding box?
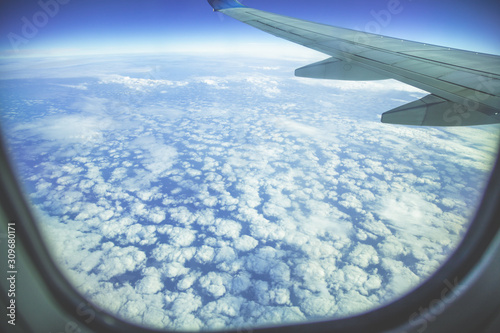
[2,54,499,331]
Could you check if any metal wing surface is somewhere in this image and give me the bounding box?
[208,0,500,126]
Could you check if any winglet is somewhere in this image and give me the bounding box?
[208,0,246,11]
[381,94,499,126]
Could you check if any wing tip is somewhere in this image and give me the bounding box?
[381,94,500,126]
[208,0,246,11]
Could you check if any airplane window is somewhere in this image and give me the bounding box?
[1,0,499,331]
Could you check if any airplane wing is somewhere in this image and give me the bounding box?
[208,0,500,126]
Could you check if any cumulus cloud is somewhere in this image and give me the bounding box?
[96,243,147,280]
[132,136,178,177]
[199,272,230,298]
[13,114,112,143]
[3,54,498,332]
[99,74,188,91]
[295,76,427,94]
[234,235,258,252]
[349,244,379,268]
[136,272,163,294]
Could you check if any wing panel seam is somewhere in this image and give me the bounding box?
[241,11,500,80]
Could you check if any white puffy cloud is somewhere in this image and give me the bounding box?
[293,287,337,317]
[99,74,187,91]
[296,76,426,94]
[136,273,163,294]
[209,219,242,239]
[132,136,178,177]
[96,244,146,280]
[377,235,407,258]
[164,262,189,278]
[381,258,420,296]
[199,272,231,298]
[269,263,291,284]
[194,245,216,264]
[348,244,379,268]
[158,225,196,247]
[177,273,199,291]
[335,289,377,315]
[168,206,196,226]
[124,224,157,246]
[170,292,202,316]
[5,54,498,332]
[152,244,196,265]
[13,114,112,144]
[233,235,259,252]
[231,273,252,294]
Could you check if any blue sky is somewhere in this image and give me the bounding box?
[1,0,499,56]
